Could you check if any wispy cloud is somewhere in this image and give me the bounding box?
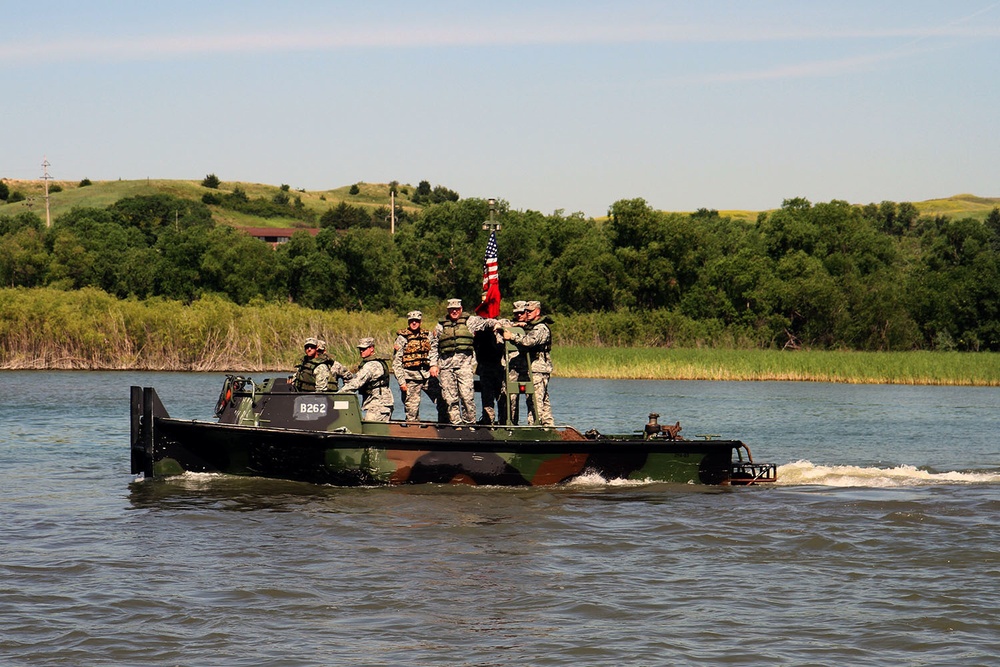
[686,40,960,84]
[1,18,998,65]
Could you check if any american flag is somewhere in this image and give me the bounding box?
[475,230,501,318]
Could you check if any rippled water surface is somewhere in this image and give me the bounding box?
[2,371,999,666]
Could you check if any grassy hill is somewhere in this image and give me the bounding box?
[905,194,1000,222]
[0,178,423,229]
[675,195,1000,224]
[1,177,998,227]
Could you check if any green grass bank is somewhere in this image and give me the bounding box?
[557,347,1000,385]
[2,288,999,385]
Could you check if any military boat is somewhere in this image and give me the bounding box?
[130,376,777,487]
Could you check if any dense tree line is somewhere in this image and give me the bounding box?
[2,192,1000,350]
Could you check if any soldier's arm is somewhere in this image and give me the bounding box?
[428,325,441,367]
[466,315,502,334]
[391,335,406,384]
[314,364,331,392]
[340,363,372,393]
[516,324,548,348]
[332,361,353,383]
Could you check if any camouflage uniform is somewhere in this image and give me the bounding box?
[392,313,444,422]
[312,359,332,392]
[341,338,394,422]
[430,300,502,424]
[474,322,507,425]
[315,352,353,391]
[510,303,554,426]
[293,337,325,392]
[313,339,353,392]
[503,302,528,424]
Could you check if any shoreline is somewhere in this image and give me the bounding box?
[3,357,997,386]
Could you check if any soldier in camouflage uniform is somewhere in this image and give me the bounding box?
[315,339,354,391]
[430,298,504,424]
[504,300,554,426]
[392,311,444,422]
[474,318,507,425]
[293,337,329,392]
[340,337,394,422]
[503,301,528,424]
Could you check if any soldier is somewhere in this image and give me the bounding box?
[339,337,394,422]
[504,301,528,424]
[293,337,329,392]
[392,310,444,422]
[316,339,353,391]
[504,300,554,426]
[430,298,503,424]
[474,307,509,425]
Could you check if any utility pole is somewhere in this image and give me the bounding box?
[41,157,52,228]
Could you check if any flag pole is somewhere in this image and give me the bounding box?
[476,198,501,319]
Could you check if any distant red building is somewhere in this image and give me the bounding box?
[242,227,319,248]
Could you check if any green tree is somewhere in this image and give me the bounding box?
[330,228,402,310]
[201,173,221,189]
[909,216,1000,349]
[985,207,1000,252]
[46,229,93,289]
[0,211,43,236]
[0,227,49,286]
[109,194,213,244]
[429,185,460,203]
[280,228,351,309]
[152,225,211,300]
[896,202,919,233]
[607,200,719,310]
[51,206,168,297]
[320,202,370,229]
[394,199,490,304]
[547,234,625,311]
[200,227,285,304]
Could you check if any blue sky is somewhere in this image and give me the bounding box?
[3,1,999,217]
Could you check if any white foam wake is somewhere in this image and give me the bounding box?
[776,460,1000,487]
[563,472,695,488]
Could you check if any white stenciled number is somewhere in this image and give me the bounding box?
[294,398,328,420]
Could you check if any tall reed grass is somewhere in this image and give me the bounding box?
[2,288,998,384]
[0,288,401,371]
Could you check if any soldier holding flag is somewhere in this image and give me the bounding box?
[473,229,506,424]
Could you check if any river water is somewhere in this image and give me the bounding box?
[2,371,999,666]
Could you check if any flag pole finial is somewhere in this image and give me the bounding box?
[482,198,500,232]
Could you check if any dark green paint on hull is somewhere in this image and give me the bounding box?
[130,377,777,487]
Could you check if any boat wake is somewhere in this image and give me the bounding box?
[776,460,1000,487]
[142,465,1000,491]
[563,472,695,488]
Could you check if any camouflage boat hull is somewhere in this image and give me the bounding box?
[130,378,777,487]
